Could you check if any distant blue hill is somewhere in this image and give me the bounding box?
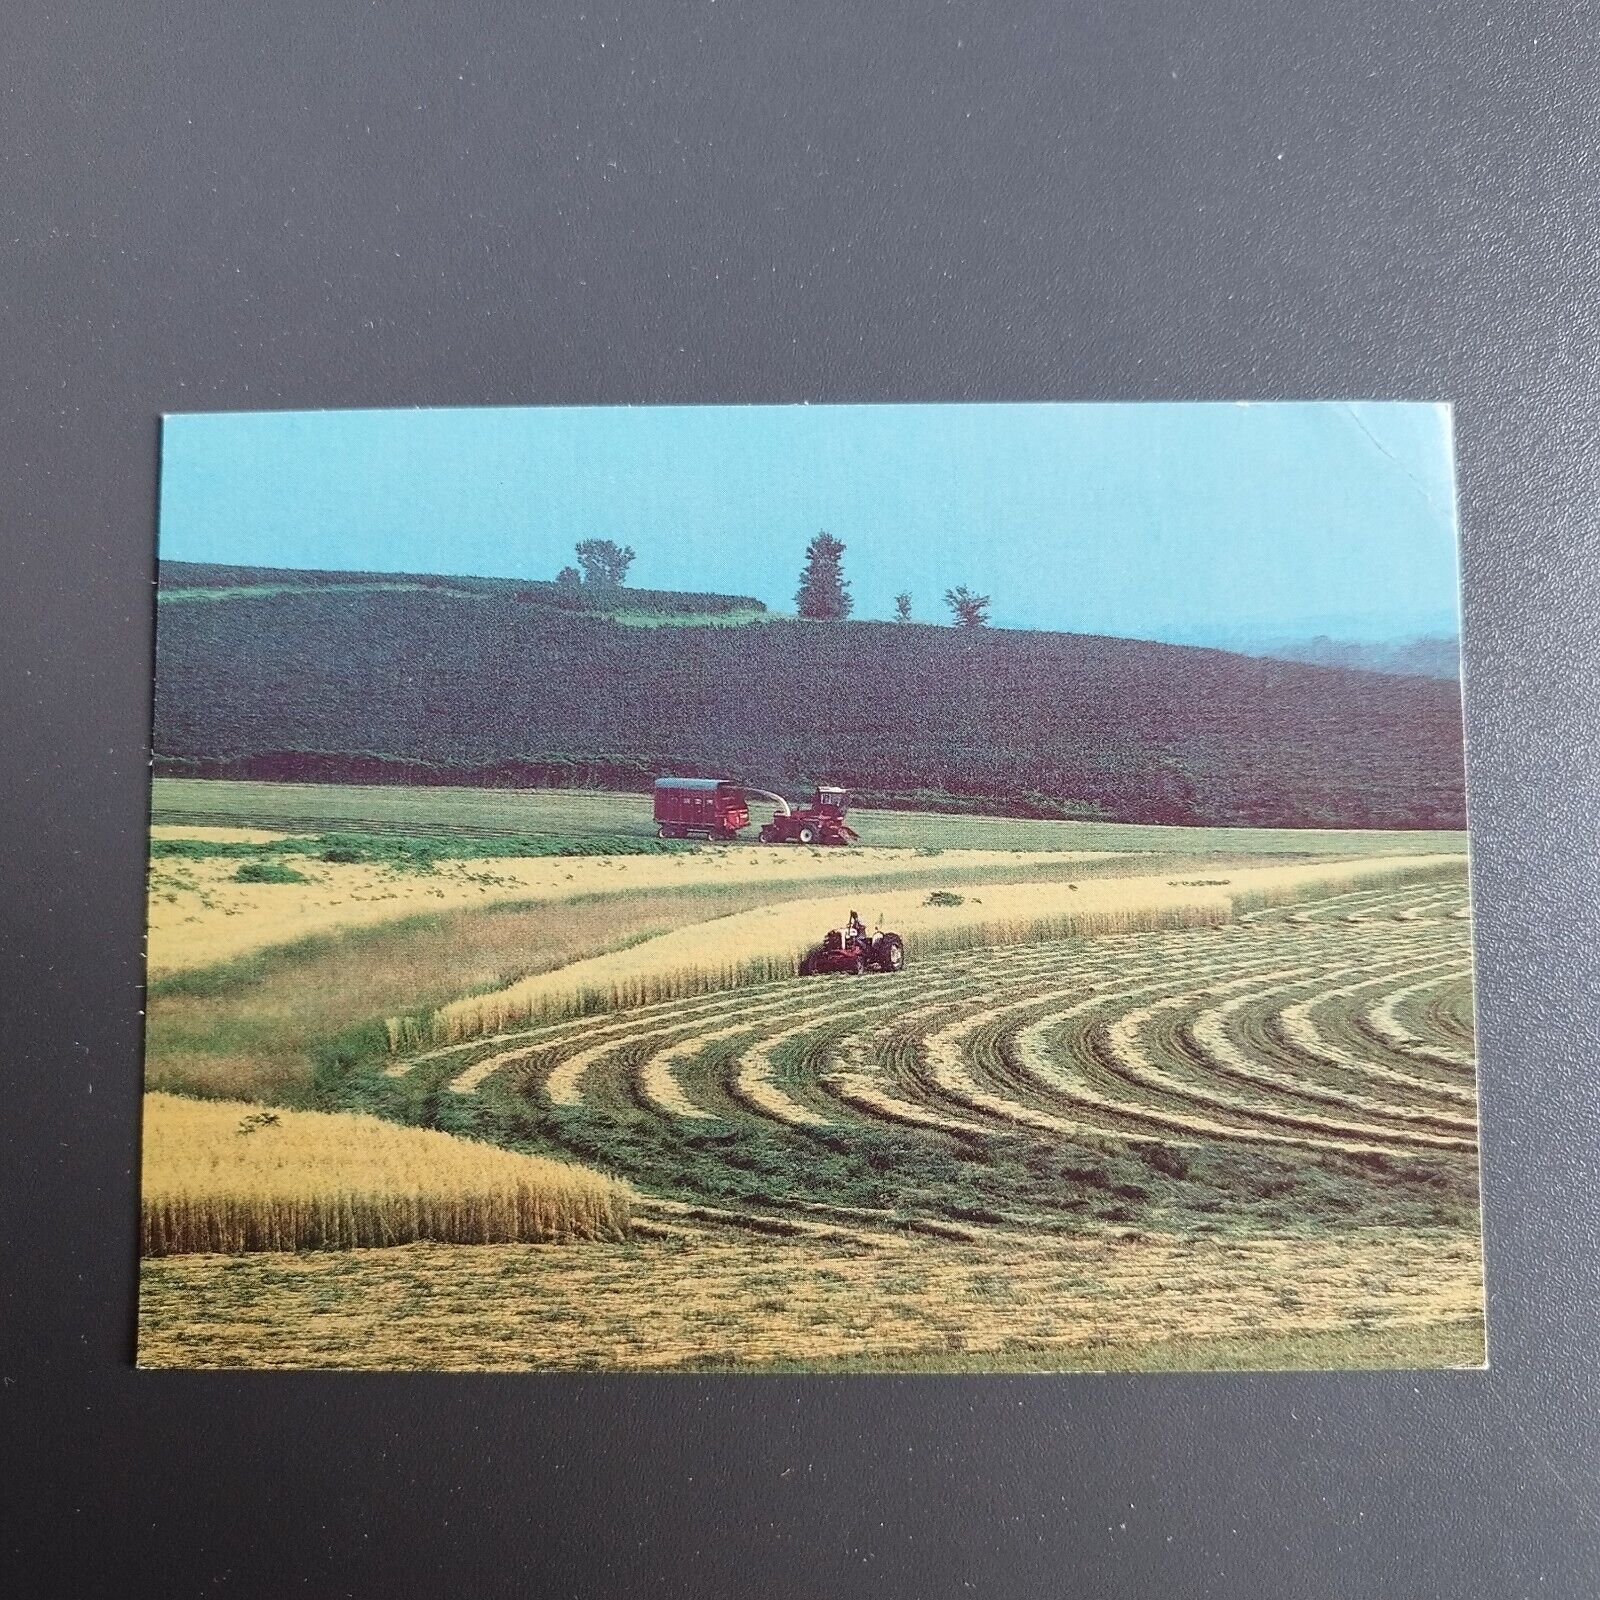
[1247,636,1460,681]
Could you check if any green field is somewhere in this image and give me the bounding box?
[151,777,1468,857]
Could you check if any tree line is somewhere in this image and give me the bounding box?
[795,531,990,626]
[551,533,991,627]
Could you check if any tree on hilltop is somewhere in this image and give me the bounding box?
[556,565,582,589]
[944,585,991,628]
[575,539,635,587]
[893,592,912,623]
[795,532,852,620]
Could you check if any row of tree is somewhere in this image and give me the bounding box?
[798,532,991,627]
[551,532,992,626]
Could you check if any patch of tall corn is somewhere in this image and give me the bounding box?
[409,856,1463,1050]
[140,1093,631,1255]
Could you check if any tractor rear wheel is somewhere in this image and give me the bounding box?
[758,825,776,844]
[873,934,905,972]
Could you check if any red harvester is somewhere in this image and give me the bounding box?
[757,785,859,846]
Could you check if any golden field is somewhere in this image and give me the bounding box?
[138,784,1480,1374]
[140,1093,631,1254]
[138,1218,1486,1372]
[149,823,295,844]
[145,837,1108,975]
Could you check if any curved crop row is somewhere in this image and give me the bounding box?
[384,894,1479,1239]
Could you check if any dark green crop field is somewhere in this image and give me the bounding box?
[153,562,1467,829]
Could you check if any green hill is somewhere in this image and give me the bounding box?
[157,559,768,625]
[152,562,1467,829]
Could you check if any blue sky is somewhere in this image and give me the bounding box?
[160,402,1462,642]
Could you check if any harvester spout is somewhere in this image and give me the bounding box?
[746,788,792,817]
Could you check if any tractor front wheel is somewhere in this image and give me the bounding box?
[797,825,817,845]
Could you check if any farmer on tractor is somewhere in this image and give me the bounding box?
[799,909,907,977]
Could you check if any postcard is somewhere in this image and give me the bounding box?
[139,402,1482,1371]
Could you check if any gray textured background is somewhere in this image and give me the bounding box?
[4,2,1598,1595]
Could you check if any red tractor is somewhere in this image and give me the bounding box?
[796,908,908,979]
[799,912,906,977]
[757,785,859,846]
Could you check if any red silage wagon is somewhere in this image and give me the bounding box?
[653,777,750,840]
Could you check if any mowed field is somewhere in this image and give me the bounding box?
[139,779,1483,1372]
[151,777,1470,856]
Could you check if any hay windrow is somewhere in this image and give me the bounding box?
[415,855,1463,1049]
